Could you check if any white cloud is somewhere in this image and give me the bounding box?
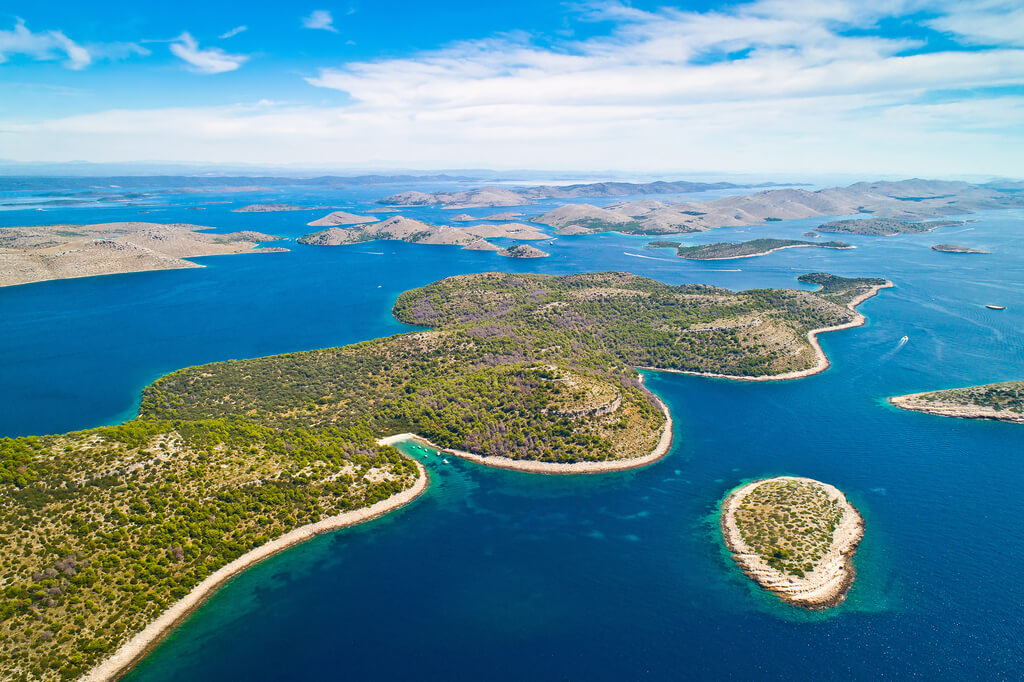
[169,32,248,74]
[927,1,1024,47]
[0,19,91,70]
[3,0,1023,175]
[219,25,248,40]
[302,10,337,32]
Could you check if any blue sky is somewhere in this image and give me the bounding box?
[1,1,1023,175]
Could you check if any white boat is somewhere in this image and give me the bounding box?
[900,335,909,344]
[443,458,449,464]
[985,304,1006,310]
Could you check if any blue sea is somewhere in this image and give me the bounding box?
[2,182,1023,679]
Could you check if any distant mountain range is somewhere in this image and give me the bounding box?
[0,174,476,193]
[376,180,798,208]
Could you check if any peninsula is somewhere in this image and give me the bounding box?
[646,238,852,260]
[721,476,864,608]
[531,180,1021,235]
[298,216,548,250]
[890,381,1024,423]
[0,222,286,288]
[1,270,888,678]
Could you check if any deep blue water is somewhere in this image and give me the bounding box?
[2,186,1023,679]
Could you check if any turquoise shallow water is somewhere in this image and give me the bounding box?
[2,189,1023,679]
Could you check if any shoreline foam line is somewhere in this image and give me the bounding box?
[642,280,893,382]
[84,461,429,682]
[378,376,673,474]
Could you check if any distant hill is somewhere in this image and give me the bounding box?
[533,179,1024,235]
[376,179,793,208]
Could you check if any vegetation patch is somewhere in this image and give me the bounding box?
[732,479,844,577]
[671,238,851,260]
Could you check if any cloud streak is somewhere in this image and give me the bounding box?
[169,32,248,74]
[0,19,91,70]
[219,26,248,40]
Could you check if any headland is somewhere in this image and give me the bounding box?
[890,381,1024,424]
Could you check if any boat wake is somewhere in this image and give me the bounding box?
[623,251,676,262]
[877,335,910,364]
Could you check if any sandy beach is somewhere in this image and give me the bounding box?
[84,461,428,682]
[644,280,893,382]
[720,476,864,609]
[377,377,673,474]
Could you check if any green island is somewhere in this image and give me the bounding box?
[498,244,549,258]
[931,244,989,254]
[890,381,1024,424]
[721,476,863,608]
[0,271,888,679]
[814,218,962,235]
[644,238,852,260]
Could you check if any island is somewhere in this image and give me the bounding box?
[931,244,989,254]
[814,218,963,235]
[0,222,286,288]
[646,238,852,260]
[449,212,526,221]
[721,476,864,608]
[233,203,314,212]
[298,216,548,250]
[306,211,380,227]
[498,244,549,258]
[1,270,890,678]
[889,381,1023,424]
[529,179,1021,235]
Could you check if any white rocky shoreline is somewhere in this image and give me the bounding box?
[83,462,429,682]
[377,375,673,474]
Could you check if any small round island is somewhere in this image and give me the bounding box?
[720,476,864,609]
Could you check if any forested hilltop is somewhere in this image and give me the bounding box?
[0,421,417,680]
[0,270,885,679]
